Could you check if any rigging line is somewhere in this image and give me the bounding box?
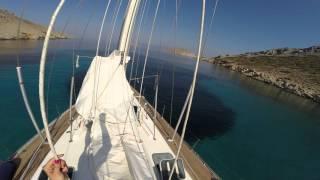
[68,48,75,142]
[16,67,45,142]
[77,55,94,59]
[114,73,144,155]
[39,0,66,160]
[45,0,85,114]
[106,0,124,55]
[158,0,164,51]
[202,0,219,56]
[133,0,151,88]
[130,74,158,81]
[91,0,113,116]
[153,74,159,140]
[161,105,166,118]
[138,0,161,117]
[169,86,191,141]
[15,0,26,67]
[121,99,143,153]
[77,9,96,50]
[90,0,117,118]
[19,140,45,179]
[14,0,44,140]
[89,57,101,119]
[168,0,206,179]
[169,65,175,125]
[129,0,148,81]
[167,0,182,50]
[96,0,112,56]
[69,3,95,116]
[133,47,141,89]
[174,0,178,56]
[103,0,119,55]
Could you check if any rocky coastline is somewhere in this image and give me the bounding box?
[168,48,196,58]
[205,52,320,103]
[0,9,68,40]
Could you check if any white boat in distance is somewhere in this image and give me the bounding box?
[10,0,220,179]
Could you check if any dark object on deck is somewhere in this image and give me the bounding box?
[0,158,20,180]
[152,153,186,180]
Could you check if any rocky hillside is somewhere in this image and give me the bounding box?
[207,50,320,103]
[216,46,320,58]
[0,9,67,40]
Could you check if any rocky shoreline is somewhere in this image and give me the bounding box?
[205,55,320,104]
[0,9,68,40]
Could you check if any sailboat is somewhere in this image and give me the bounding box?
[8,0,220,179]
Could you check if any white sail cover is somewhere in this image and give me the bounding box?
[74,51,153,180]
[75,51,133,121]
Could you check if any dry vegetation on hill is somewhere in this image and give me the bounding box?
[207,55,320,103]
[0,9,67,40]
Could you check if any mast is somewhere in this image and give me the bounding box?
[118,0,141,57]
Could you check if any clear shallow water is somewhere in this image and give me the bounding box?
[0,41,320,179]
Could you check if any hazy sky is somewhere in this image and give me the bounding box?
[1,0,320,56]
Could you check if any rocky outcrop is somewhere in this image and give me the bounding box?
[208,56,320,103]
[168,48,196,58]
[0,9,68,40]
[236,46,320,57]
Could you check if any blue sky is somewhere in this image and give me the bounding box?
[1,0,320,56]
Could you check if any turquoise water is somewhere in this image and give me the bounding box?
[0,41,320,179]
[194,66,320,180]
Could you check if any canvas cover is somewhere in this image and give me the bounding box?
[74,51,153,179]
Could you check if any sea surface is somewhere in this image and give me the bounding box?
[1,40,320,180]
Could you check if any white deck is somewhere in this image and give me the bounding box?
[32,53,192,179]
[31,97,192,179]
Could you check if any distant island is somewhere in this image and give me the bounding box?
[0,9,68,40]
[205,46,320,103]
[168,48,196,58]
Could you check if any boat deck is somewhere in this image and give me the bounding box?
[13,107,77,179]
[132,89,220,180]
[12,91,219,180]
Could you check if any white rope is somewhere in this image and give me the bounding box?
[68,76,74,142]
[202,0,219,55]
[77,55,94,59]
[153,75,159,140]
[91,0,114,121]
[16,67,45,142]
[19,140,45,179]
[133,0,151,89]
[174,0,178,55]
[168,86,191,142]
[168,0,206,179]
[106,0,123,55]
[138,0,161,118]
[39,0,65,160]
[169,65,175,125]
[96,0,112,56]
[129,0,148,81]
[76,55,80,68]
[129,74,158,81]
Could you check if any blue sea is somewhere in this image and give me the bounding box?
[1,40,320,180]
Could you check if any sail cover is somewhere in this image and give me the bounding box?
[75,51,133,121]
[74,51,153,180]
